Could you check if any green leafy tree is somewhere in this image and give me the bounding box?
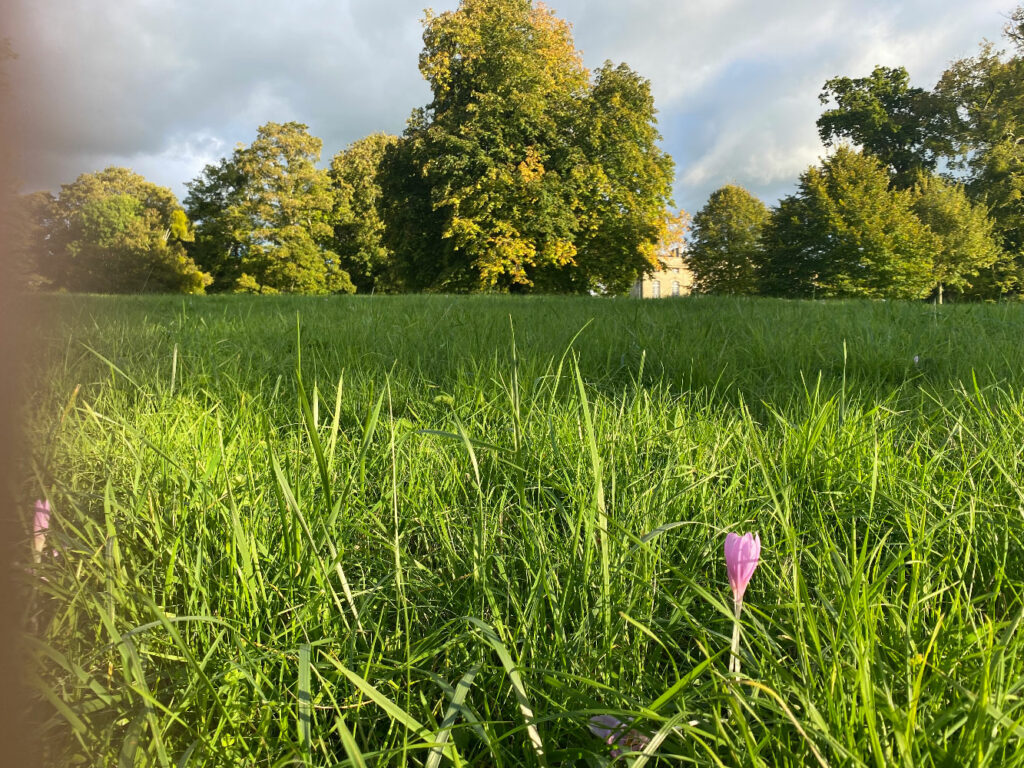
[181,157,246,289]
[686,184,768,294]
[377,130,450,291]
[328,133,399,293]
[966,138,1024,293]
[761,147,936,299]
[42,167,210,293]
[817,66,949,187]
[186,122,355,294]
[381,0,674,293]
[936,43,1024,165]
[911,174,1005,301]
[1008,5,1024,49]
[933,11,1024,292]
[536,61,676,294]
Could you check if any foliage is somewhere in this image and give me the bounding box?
[935,38,1024,285]
[910,174,1005,300]
[686,184,768,294]
[381,0,674,293]
[1008,5,1024,50]
[377,130,451,291]
[186,122,355,295]
[41,167,210,293]
[23,293,1024,766]
[815,8,1024,298]
[761,147,936,299]
[930,11,1024,291]
[936,42,1024,160]
[817,66,949,187]
[328,133,399,293]
[539,62,676,295]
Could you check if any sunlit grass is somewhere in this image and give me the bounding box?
[20,294,1024,766]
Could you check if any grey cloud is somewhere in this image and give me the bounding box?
[9,0,453,194]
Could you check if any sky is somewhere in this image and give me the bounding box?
[5,0,1017,215]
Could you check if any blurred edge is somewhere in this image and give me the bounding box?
[1,3,36,767]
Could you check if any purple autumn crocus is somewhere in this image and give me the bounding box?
[33,499,51,561]
[589,715,650,759]
[724,531,760,674]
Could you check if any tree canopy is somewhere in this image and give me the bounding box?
[817,66,948,187]
[22,2,1024,302]
[935,35,1024,288]
[328,133,399,293]
[686,184,768,295]
[910,175,1004,301]
[381,0,675,293]
[40,167,210,293]
[186,122,355,294]
[815,7,1024,297]
[761,147,936,299]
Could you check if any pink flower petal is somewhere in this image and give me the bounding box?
[725,531,761,602]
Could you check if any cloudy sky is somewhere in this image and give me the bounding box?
[5,0,1017,215]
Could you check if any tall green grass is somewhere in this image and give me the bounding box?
[19,294,1024,766]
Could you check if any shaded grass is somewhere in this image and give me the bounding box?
[17,294,1024,766]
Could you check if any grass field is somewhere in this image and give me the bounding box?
[20,294,1024,766]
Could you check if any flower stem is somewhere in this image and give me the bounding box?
[730,598,742,675]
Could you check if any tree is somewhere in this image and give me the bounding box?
[186,122,355,294]
[41,167,210,293]
[377,130,451,291]
[760,147,936,299]
[536,61,676,294]
[1008,5,1024,50]
[910,174,1005,301]
[933,12,1024,291]
[328,133,399,293]
[817,66,949,187]
[686,184,768,294]
[966,138,1024,293]
[380,0,674,293]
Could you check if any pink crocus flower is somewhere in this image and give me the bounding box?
[724,531,761,674]
[588,715,650,758]
[724,532,761,604]
[33,499,51,560]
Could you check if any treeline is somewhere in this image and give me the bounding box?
[11,0,677,296]
[10,1,1024,300]
[689,8,1024,302]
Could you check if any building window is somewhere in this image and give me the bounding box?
[673,267,679,274]
[651,281,661,298]
[672,281,680,296]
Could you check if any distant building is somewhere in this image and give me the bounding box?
[630,244,693,298]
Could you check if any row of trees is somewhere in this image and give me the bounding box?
[11,1,1024,300]
[688,7,1024,301]
[13,0,677,296]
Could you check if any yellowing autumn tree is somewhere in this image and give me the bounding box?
[381,0,675,293]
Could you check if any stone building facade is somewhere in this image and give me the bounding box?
[629,245,694,298]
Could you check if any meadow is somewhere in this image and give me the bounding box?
[20,294,1024,766]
